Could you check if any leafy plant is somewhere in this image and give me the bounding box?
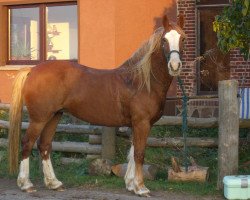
[11,40,35,60]
[213,0,250,60]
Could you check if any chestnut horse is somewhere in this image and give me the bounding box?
[8,15,186,196]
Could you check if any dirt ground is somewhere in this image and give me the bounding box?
[0,178,225,200]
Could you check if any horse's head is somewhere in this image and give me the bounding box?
[162,14,186,76]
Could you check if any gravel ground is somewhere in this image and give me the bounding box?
[0,178,225,200]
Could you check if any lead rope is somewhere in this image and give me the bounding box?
[177,76,189,172]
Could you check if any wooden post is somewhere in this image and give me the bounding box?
[217,80,239,190]
[101,127,116,160]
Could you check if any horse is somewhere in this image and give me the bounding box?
[8,14,186,196]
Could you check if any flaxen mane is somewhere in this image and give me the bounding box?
[126,25,186,92]
[127,27,164,92]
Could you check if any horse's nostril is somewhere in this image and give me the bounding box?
[178,62,181,69]
[170,63,173,70]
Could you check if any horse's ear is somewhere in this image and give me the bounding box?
[177,14,184,29]
[162,15,171,32]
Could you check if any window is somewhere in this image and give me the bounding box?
[8,2,77,64]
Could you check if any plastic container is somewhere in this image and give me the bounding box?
[223,175,250,200]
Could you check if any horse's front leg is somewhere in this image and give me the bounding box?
[125,120,150,196]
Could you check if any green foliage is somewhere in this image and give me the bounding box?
[213,0,250,60]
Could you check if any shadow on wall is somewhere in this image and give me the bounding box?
[153,1,177,30]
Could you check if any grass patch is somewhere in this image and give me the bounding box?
[0,111,249,196]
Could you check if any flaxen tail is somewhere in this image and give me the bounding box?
[8,68,31,174]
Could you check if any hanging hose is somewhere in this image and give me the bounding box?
[177,76,189,172]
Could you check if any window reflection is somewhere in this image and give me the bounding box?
[9,7,39,60]
[46,5,78,60]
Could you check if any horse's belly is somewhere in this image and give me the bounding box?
[65,101,130,127]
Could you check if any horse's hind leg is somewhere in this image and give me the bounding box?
[37,112,64,190]
[17,121,47,192]
[124,120,150,196]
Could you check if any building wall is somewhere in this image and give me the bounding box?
[177,0,250,118]
[79,0,177,68]
[0,0,177,103]
[177,0,197,96]
[177,0,250,97]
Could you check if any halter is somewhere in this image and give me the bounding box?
[162,40,181,64]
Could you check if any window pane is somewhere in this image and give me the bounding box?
[9,7,40,60]
[46,5,78,60]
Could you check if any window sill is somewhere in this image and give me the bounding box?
[0,65,35,71]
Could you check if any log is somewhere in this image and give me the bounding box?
[89,135,101,144]
[89,159,113,175]
[60,157,83,165]
[0,138,101,154]
[86,154,101,160]
[0,119,102,134]
[155,116,218,128]
[168,166,209,182]
[101,127,116,160]
[89,133,219,148]
[111,163,158,180]
[217,80,239,189]
[156,116,250,128]
[171,157,181,173]
[146,137,218,148]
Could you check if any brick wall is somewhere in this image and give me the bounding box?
[177,0,197,96]
[175,0,249,117]
[177,0,249,97]
[230,50,250,88]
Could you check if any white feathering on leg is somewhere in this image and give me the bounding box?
[42,156,63,189]
[17,157,34,191]
[124,145,135,191]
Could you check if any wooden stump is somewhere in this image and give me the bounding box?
[111,163,158,180]
[168,167,209,182]
[168,157,209,182]
[89,159,113,175]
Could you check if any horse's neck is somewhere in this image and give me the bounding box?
[118,43,173,94]
[150,48,173,93]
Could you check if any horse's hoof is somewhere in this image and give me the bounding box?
[140,193,151,198]
[23,187,37,193]
[54,185,65,192]
[135,187,150,197]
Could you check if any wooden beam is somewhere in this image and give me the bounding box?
[217,80,239,189]
[146,137,218,148]
[0,119,102,134]
[101,127,116,160]
[155,116,218,128]
[89,135,101,144]
[0,138,101,154]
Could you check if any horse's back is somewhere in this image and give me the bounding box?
[22,61,131,125]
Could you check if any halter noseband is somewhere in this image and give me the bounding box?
[162,40,181,63]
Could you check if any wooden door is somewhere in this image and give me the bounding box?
[197,5,230,94]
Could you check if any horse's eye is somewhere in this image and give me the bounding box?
[182,38,185,42]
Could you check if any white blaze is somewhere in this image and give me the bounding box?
[164,30,182,75]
